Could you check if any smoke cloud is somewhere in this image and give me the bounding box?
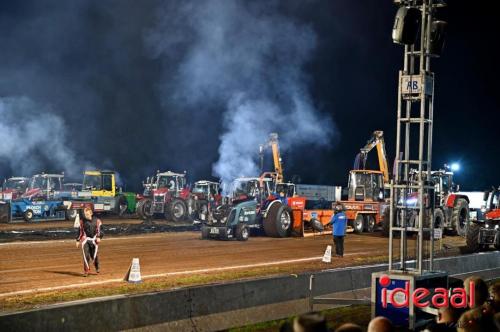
[147,0,335,187]
[0,96,82,177]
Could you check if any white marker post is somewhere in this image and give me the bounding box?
[125,258,142,283]
[322,245,332,263]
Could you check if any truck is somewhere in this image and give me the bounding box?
[465,189,500,252]
[339,131,390,234]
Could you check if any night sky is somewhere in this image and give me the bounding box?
[0,1,498,192]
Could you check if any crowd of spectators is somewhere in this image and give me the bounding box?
[280,277,500,332]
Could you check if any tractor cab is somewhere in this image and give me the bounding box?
[275,182,296,198]
[24,174,65,199]
[1,177,29,200]
[83,171,118,197]
[231,178,262,201]
[430,169,457,194]
[192,181,220,198]
[484,190,500,218]
[347,170,385,202]
[152,171,188,198]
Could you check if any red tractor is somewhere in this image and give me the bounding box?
[466,189,500,252]
[136,171,197,222]
[387,169,470,236]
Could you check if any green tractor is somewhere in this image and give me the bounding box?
[201,175,293,241]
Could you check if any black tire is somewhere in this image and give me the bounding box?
[169,198,188,222]
[235,224,249,241]
[353,214,364,234]
[201,225,210,239]
[452,198,469,237]
[115,196,128,217]
[408,211,419,228]
[433,208,445,232]
[136,199,154,220]
[263,202,292,238]
[196,200,209,223]
[65,209,78,221]
[381,208,390,237]
[365,215,375,233]
[465,223,481,253]
[24,209,34,222]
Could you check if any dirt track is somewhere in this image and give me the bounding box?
[0,230,466,305]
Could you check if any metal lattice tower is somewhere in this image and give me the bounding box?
[388,0,446,274]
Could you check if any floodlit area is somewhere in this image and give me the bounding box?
[1,1,499,331]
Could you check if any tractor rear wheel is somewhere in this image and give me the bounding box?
[465,223,481,253]
[353,214,364,234]
[235,224,249,241]
[364,215,375,233]
[136,199,154,220]
[263,202,292,238]
[169,198,188,222]
[452,198,469,237]
[24,209,34,222]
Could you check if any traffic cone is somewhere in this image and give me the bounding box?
[124,258,142,283]
[322,245,332,263]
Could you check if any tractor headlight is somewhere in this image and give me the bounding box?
[485,224,489,228]
[495,225,499,230]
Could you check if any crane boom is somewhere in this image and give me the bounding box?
[354,130,390,183]
[259,133,284,183]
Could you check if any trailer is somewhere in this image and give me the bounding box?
[0,198,69,223]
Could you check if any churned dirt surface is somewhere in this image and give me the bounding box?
[0,228,467,312]
[0,218,196,242]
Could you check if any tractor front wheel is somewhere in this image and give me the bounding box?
[65,209,78,221]
[452,198,469,237]
[24,209,34,222]
[136,199,154,220]
[169,199,188,222]
[235,224,249,241]
[196,200,209,223]
[381,209,390,237]
[465,223,481,253]
[116,196,128,217]
[201,225,210,240]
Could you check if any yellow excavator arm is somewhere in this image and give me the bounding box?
[356,131,390,183]
[260,133,284,183]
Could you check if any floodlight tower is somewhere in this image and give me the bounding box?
[371,1,448,329]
